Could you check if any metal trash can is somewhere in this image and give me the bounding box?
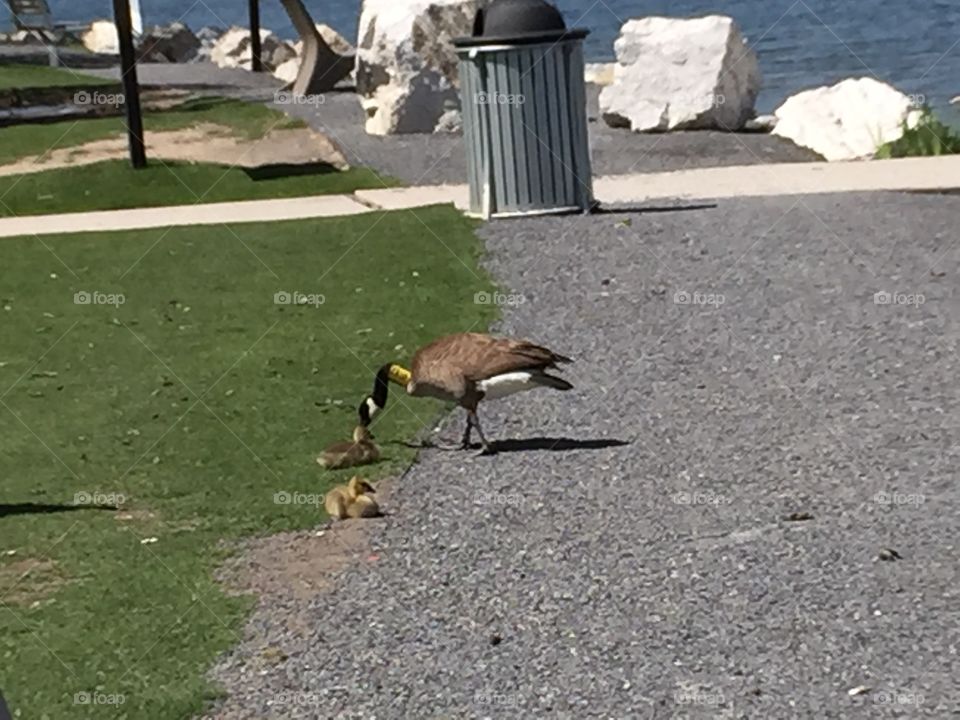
[453,0,594,219]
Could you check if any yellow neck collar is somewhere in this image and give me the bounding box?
[388,364,412,385]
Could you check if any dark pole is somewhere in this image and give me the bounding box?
[111,0,146,168]
[249,0,263,72]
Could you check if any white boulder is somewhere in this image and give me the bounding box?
[210,26,296,71]
[584,62,615,86]
[280,24,356,86]
[5,30,32,44]
[356,0,484,135]
[600,15,761,132]
[81,20,119,55]
[308,24,354,56]
[273,57,301,85]
[292,26,354,58]
[196,26,225,44]
[772,78,923,161]
[138,22,200,63]
[744,114,777,133]
[192,26,224,62]
[434,108,462,133]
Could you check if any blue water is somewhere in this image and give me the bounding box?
[28,1,960,113]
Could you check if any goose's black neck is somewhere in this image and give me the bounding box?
[372,363,392,408]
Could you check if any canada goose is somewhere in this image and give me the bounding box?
[358,332,572,454]
[324,476,381,519]
[317,425,380,469]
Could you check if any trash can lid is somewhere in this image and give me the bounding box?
[452,0,588,47]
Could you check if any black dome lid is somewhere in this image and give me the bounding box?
[478,0,566,36]
[453,0,588,47]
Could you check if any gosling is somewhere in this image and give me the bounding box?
[324,476,381,519]
[317,425,380,470]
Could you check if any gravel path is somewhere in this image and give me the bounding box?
[280,84,820,185]
[209,190,959,719]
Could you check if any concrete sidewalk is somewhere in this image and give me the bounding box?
[355,155,960,211]
[2,155,958,238]
[0,194,373,238]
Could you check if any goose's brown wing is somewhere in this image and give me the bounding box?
[411,333,571,391]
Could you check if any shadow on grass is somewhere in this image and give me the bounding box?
[0,502,117,518]
[243,162,341,181]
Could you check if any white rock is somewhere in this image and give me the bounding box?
[192,27,223,63]
[138,22,200,63]
[744,113,777,132]
[292,25,354,58]
[584,62,616,86]
[210,26,296,71]
[317,24,354,56]
[600,15,761,132]
[81,19,119,55]
[356,0,483,135]
[434,108,462,133]
[273,57,301,85]
[195,26,224,47]
[6,30,32,43]
[772,77,924,161]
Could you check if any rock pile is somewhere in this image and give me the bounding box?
[356,0,486,135]
[210,26,297,72]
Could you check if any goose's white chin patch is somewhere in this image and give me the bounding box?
[477,371,537,400]
[366,397,381,417]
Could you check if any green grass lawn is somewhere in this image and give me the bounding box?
[0,160,394,216]
[0,97,305,166]
[0,205,497,718]
[0,63,112,90]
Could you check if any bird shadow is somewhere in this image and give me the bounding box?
[489,437,631,453]
[0,502,116,519]
[391,437,630,453]
[592,202,718,215]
